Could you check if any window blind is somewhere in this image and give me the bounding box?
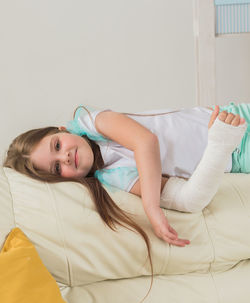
[215,0,250,34]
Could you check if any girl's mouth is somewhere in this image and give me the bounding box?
[75,149,78,168]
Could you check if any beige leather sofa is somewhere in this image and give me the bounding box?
[1,165,250,303]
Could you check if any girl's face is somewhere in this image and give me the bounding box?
[30,132,94,179]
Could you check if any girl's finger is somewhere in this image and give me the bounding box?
[159,227,176,240]
[165,230,178,240]
[168,225,178,237]
[162,232,178,241]
[231,114,240,126]
[162,232,190,245]
[208,105,220,128]
[218,111,228,122]
[172,240,189,247]
[163,236,189,247]
[224,113,235,124]
[169,238,190,246]
[240,117,245,125]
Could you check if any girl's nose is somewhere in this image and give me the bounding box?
[62,151,71,165]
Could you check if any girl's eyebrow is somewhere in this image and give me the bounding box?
[49,138,54,174]
[50,137,54,152]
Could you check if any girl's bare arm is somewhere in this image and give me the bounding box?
[130,176,168,196]
[95,111,189,246]
[95,111,162,214]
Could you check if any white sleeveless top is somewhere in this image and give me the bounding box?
[67,106,232,192]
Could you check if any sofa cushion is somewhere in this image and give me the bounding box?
[1,167,167,285]
[60,259,250,303]
[1,167,250,286]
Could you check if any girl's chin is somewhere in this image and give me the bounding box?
[75,171,87,178]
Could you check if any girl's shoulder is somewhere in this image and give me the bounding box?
[66,105,111,142]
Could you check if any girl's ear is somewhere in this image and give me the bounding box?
[58,126,66,131]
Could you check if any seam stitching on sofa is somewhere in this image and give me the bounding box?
[202,207,220,303]
[162,233,171,273]
[203,206,221,302]
[202,209,216,272]
[46,183,72,286]
[2,168,17,228]
[159,209,171,273]
[208,270,221,303]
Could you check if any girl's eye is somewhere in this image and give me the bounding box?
[55,162,61,175]
[55,140,60,151]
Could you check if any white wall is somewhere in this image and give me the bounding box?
[2,1,250,163]
[0,0,197,161]
[215,34,250,105]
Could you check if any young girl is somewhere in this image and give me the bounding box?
[3,102,248,249]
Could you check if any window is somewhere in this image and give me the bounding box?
[215,0,250,34]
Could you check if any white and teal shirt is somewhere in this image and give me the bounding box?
[67,106,232,192]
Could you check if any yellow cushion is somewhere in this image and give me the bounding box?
[0,228,66,303]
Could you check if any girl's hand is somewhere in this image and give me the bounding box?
[208,105,245,129]
[148,207,190,247]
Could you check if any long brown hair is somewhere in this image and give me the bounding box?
[3,126,153,302]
